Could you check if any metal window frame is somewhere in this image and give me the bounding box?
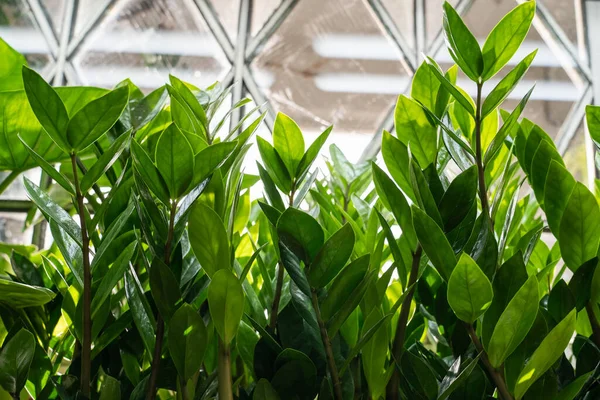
[1,0,598,245]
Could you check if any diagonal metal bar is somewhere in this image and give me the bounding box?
[54,0,77,85]
[230,0,252,129]
[243,66,275,131]
[366,0,416,73]
[245,0,299,62]
[427,0,473,57]
[193,0,235,63]
[556,84,592,155]
[414,0,426,61]
[67,0,124,60]
[23,0,59,56]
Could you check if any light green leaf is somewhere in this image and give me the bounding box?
[487,275,539,367]
[208,269,245,344]
[0,38,27,91]
[447,253,493,323]
[411,60,440,112]
[168,303,208,381]
[514,308,576,400]
[99,375,121,400]
[558,182,600,271]
[443,1,483,82]
[381,130,415,202]
[0,278,55,309]
[481,1,536,80]
[553,371,593,400]
[273,112,305,178]
[155,124,195,199]
[257,136,292,193]
[66,86,129,151]
[189,202,230,278]
[192,141,237,188]
[543,160,576,235]
[394,95,437,168]
[307,223,355,288]
[412,206,456,281]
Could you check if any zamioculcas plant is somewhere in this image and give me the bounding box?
[1,0,600,399]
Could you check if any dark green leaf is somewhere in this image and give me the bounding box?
[169,303,208,381]
[257,136,292,193]
[149,258,182,321]
[80,132,130,193]
[131,140,170,205]
[155,123,195,198]
[277,208,324,264]
[0,329,35,395]
[412,206,456,281]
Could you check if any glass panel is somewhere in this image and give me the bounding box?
[41,0,65,37]
[563,121,588,183]
[74,0,230,92]
[0,212,32,244]
[251,0,280,36]
[383,0,414,49]
[0,169,42,201]
[252,0,413,136]
[210,0,240,42]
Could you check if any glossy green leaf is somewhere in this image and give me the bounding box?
[149,258,181,321]
[586,104,600,146]
[22,66,70,151]
[362,308,391,400]
[192,141,237,187]
[66,86,129,151]
[438,166,477,232]
[155,124,195,198]
[277,207,324,264]
[0,329,35,395]
[381,130,415,202]
[544,160,576,235]
[308,223,354,288]
[124,269,156,355]
[168,303,208,381]
[321,254,369,320]
[514,309,576,400]
[273,112,304,178]
[447,253,493,323]
[442,2,483,82]
[296,125,332,179]
[131,140,170,206]
[208,269,245,344]
[372,163,416,249]
[558,182,600,271]
[99,375,121,400]
[481,1,536,80]
[0,278,55,308]
[80,132,130,193]
[189,202,230,277]
[411,60,441,112]
[0,38,27,91]
[553,371,593,400]
[412,206,456,281]
[481,50,537,117]
[256,136,292,193]
[254,379,281,400]
[487,275,539,367]
[530,139,564,206]
[410,160,443,227]
[438,355,481,400]
[394,95,437,168]
[327,271,374,338]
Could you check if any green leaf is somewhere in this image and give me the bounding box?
[0,329,35,395]
[412,206,456,281]
[327,272,374,338]
[257,163,285,211]
[273,112,305,178]
[149,258,182,321]
[278,240,312,297]
[362,309,391,400]
[437,355,481,400]
[400,350,439,399]
[296,125,332,179]
[481,1,536,80]
[308,223,355,288]
[81,132,130,193]
[91,241,137,318]
[530,139,564,206]
[442,2,483,82]
[66,86,129,151]
[0,38,27,91]
[192,141,237,188]
[23,176,82,247]
[0,278,55,308]
[487,275,539,367]
[558,182,600,271]
[410,160,443,227]
[22,66,70,151]
[124,269,155,355]
[257,136,292,193]
[553,371,593,400]
[168,303,208,381]
[438,166,477,232]
[372,163,416,249]
[254,379,281,400]
[548,280,575,323]
[447,253,493,323]
[394,95,437,168]
[481,50,537,118]
[169,75,208,130]
[277,208,324,264]
[189,202,230,278]
[155,124,195,198]
[411,60,441,112]
[131,140,170,206]
[514,309,577,400]
[99,375,121,400]
[18,135,75,195]
[544,160,576,235]
[321,254,369,320]
[208,269,245,344]
[484,85,534,165]
[568,257,597,310]
[381,130,415,202]
[586,104,600,146]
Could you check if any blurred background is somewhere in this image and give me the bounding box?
[0,0,596,243]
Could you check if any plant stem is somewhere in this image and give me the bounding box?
[70,154,91,398]
[386,246,422,400]
[147,200,178,400]
[474,82,489,216]
[179,376,190,400]
[268,262,285,330]
[585,301,600,349]
[311,288,343,400]
[0,170,21,196]
[218,339,233,400]
[465,323,513,400]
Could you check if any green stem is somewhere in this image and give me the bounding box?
[474,82,489,216]
[0,170,21,196]
[311,289,343,400]
[218,339,233,400]
[71,154,91,398]
[465,323,513,400]
[147,200,178,400]
[386,245,422,400]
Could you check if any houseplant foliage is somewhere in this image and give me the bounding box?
[0,0,599,399]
